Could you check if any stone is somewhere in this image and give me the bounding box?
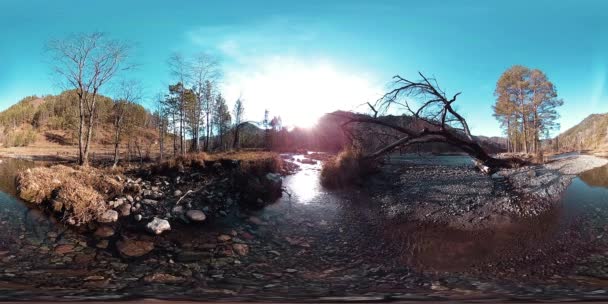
[232,244,249,256]
[134,214,143,221]
[217,234,232,242]
[98,210,118,223]
[143,273,183,283]
[94,226,115,238]
[116,239,154,257]
[146,217,171,235]
[142,199,158,205]
[174,190,183,197]
[285,268,298,273]
[118,203,132,217]
[96,240,109,249]
[54,244,74,255]
[186,210,206,222]
[172,206,184,215]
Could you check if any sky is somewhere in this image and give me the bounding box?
[1,0,607,136]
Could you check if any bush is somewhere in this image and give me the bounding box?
[16,165,125,226]
[320,147,376,188]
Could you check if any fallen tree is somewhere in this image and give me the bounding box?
[340,73,528,174]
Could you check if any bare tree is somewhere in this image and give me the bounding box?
[111,80,141,168]
[342,73,527,174]
[168,53,189,156]
[48,32,132,166]
[154,93,167,162]
[232,97,245,149]
[190,53,220,152]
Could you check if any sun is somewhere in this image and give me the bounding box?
[223,57,381,128]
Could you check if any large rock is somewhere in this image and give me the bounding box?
[116,239,154,257]
[98,210,118,223]
[146,217,171,235]
[186,210,206,222]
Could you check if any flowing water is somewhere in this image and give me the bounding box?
[0,154,608,299]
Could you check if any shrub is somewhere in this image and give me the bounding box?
[320,147,376,188]
[16,165,124,225]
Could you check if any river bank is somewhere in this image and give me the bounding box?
[370,154,608,230]
[1,153,608,300]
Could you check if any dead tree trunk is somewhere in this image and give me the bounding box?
[341,73,527,174]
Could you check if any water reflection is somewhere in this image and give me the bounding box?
[0,158,53,247]
[383,208,565,272]
[282,154,323,204]
[579,165,608,188]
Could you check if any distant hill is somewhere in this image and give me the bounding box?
[288,111,507,154]
[556,113,608,151]
[0,91,159,149]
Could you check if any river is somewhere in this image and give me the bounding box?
[0,154,607,300]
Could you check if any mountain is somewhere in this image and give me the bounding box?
[556,113,608,151]
[0,91,159,148]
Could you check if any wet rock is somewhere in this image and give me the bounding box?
[116,239,154,257]
[98,210,118,223]
[172,206,184,215]
[143,273,184,284]
[146,217,171,235]
[232,244,249,256]
[176,251,210,263]
[94,226,115,238]
[54,244,74,255]
[186,210,206,222]
[142,199,159,205]
[96,240,109,249]
[134,214,143,221]
[218,234,232,242]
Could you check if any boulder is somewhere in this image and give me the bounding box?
[98,210,118,223]
[146,217,171,235]
[186,210,206,222]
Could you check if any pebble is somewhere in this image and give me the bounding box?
[232,244,249,256]
[186,210,206,222]
[98,210,119,223]
[217,234,232,242]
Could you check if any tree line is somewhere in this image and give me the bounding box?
[493,65,563,155]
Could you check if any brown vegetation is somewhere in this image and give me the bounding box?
[16,165,124,225]
[321,147,377,188]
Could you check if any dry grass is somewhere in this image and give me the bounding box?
[16,165,124,225]
[320,148,375,188]
[210,151,282,175]
[152,151,282,176]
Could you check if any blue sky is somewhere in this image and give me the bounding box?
[1,0,607,136]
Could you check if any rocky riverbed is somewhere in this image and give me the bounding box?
[371,154,608,230]
[1,154,608,301]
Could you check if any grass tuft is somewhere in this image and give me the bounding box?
[320,147,376,188]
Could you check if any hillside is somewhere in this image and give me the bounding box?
[0,91,160,158]
[556,113,608,152]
